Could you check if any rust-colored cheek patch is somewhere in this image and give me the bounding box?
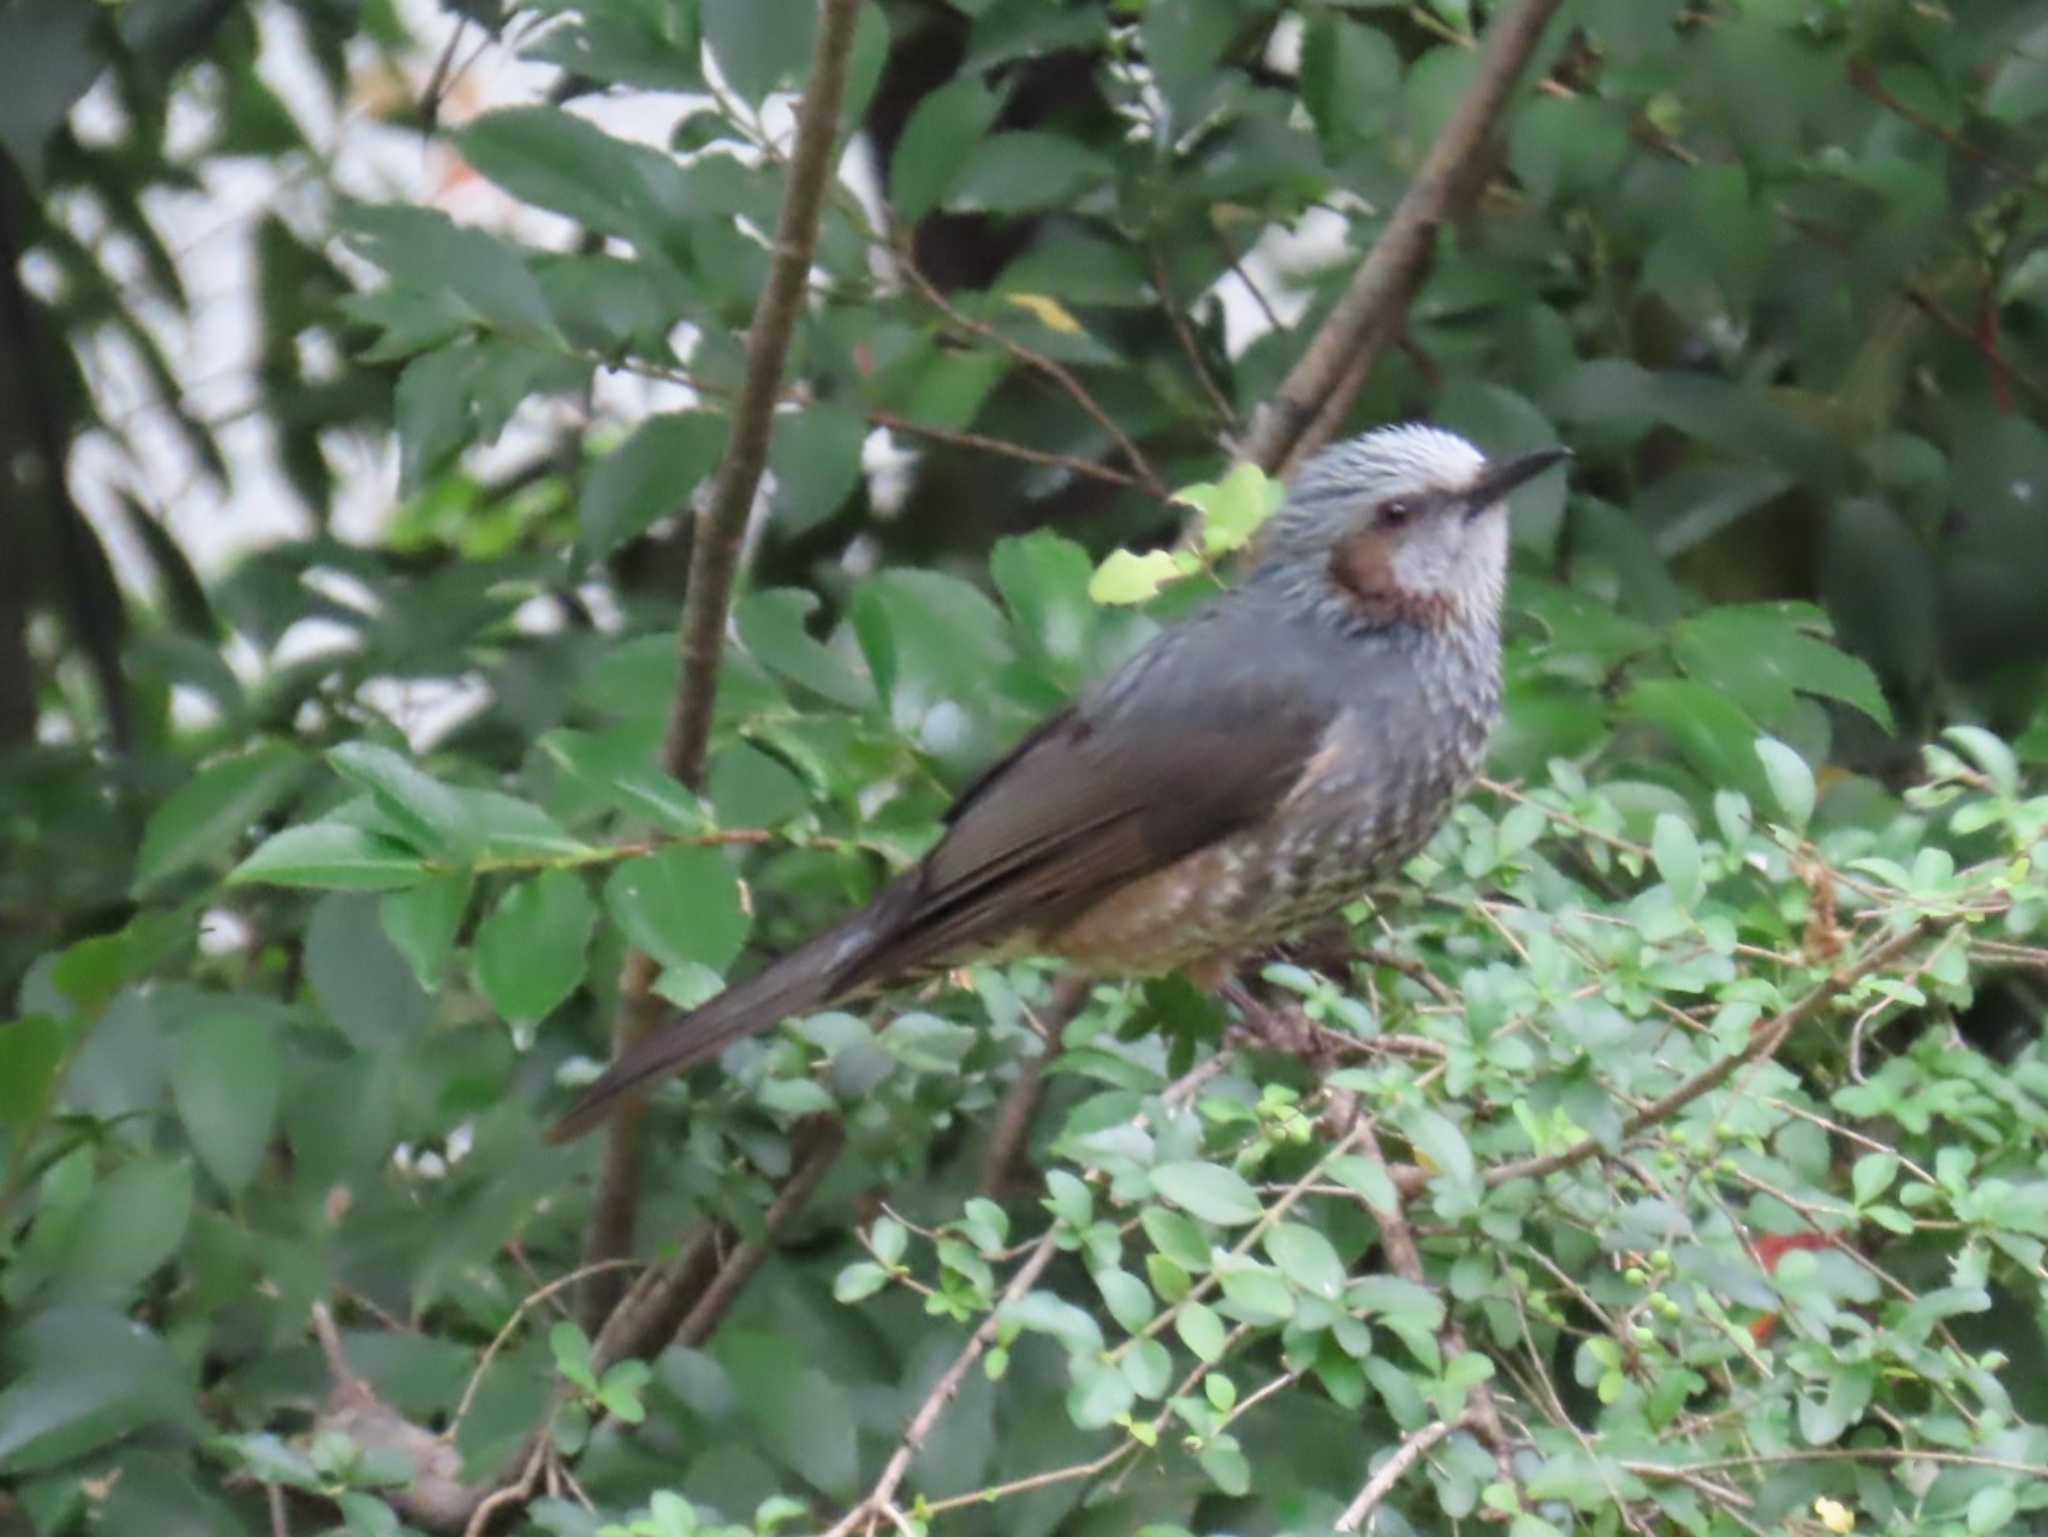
[1328,529,1395,604]
[1327,530,1457,629]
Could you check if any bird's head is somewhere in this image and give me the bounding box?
[1253,424,1569,634]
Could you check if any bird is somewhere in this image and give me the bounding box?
[549,425,1568,1143]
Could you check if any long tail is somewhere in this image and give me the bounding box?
[546,905,884,1144]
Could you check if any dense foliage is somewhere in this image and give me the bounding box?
[7,2,2048,1536]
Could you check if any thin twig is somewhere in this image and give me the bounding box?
[980,972,1093,1196]
[899,258,1169,500]
[582,0,865,1311]
[867,409,1143,488]
[1243,0,1565,473]
[822,1228,1066,1537]
[450,1257,645,1434]
[1147,245,1237,427]
[1332,1415,1470,1532]
[1484,921,1933,1190]
[670,1118,848,1347]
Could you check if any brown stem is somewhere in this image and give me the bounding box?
[900,257,1169,500]
[823,1227,1065,1537]
[1242,0,1565,474]
[1147,245,1237,427]
[979,972,1092,1197]
[580,0,865,1305]
[867,409,1143,489]
[1484,921,1933,1190]
[1332,1414,1469,1532]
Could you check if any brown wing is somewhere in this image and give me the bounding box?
[834,614,1343,988]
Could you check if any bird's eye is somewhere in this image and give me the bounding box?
[1379,499,1416,528]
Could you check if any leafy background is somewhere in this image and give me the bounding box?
[7,1,2048,1535]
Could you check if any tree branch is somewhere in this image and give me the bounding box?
[1243,0,1565,474]
[979,972,1093,1197]
[900,257,1169,500]
[822,1227,1066,1537]
[1333,1414,1470,1533]
[580,0,865,1310]
[1482,921,1933,1191]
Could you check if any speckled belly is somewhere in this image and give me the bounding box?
[1042,750,1482,975]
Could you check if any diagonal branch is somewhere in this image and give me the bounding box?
[822,1227,1066,1537]
[580,0,867,1320]
[1243,0,1565,475]
[900,256,1169,500]
[1481,920,1933,1191]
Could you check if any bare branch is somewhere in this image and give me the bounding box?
[980,972,1093,1196]
[823,1228,1066,1537]
[1333,1415,1469,1533]
[1243,0,1565,473]
[900,257,1169,500]
[868,409,1144,489]
[1484,921,1934,1190]
[667,0,863,791]
[582,0,866,1306]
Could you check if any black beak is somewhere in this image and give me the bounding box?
[1463,446,1571,519]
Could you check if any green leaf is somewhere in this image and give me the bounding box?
[605,846,751,975]
[1095,1268,1157,1333]
[54,1159,193,1299]
[1622,680,1772,806]
[1177,462,1284,557]
[340,203,556,341]
[1401,1108,1476,1185]
[133,742,307,892]
[0,1013,75,1130]
[1216,1262,1295,1324]
[329,743,476,860]
[1672,604,1894,732]
[702,0,816,104]
[716,1329,858,1498]
[738,590,872,709]
[454,106,684,242]
[948,132,1112,214]
[1300,15,1400,148]
[474,870,597,1022]
[230,823,429,891]
[537,730,710,836]
[169,1006,282,1193]
[1650,813,1702,909]
[891,78,1001,222]
[1264,1222,1347,1301]
[1325,1153,1401,1215]
[1754,737,1816,830]
[880,1013,978,1074]
[379,873,473,992]
[1142,1205,1212,1271]
[833,1262,890,1303]
[1852,1152,1899,1207]
[549,1320,597,1394]
[1967,1485,2018,1534]
[1150,1161,1264,1226]
[577,412,729,568]
[459,790,590,862]
[1089,549,1184,606]
[1176,1300,1227,1362]
[0,1307,196,1476]
[1196,1434,1251,1496]
[768,406,868,534]
[1944,725,2019,798]
[1122,1338,1173,1399]
[1352,1275,1446,1333]
[306,894,435,1055]
[991,530,1103,673]
[1066,1359,1134,1430]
